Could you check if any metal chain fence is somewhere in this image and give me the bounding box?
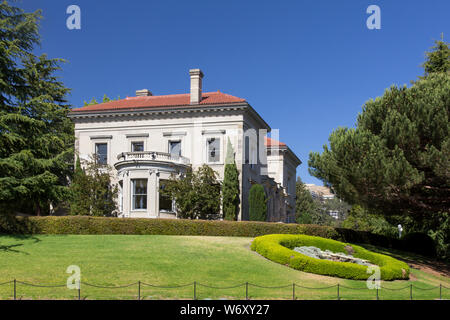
[0,279,448,300]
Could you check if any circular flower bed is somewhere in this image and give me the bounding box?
[251,234,409,280]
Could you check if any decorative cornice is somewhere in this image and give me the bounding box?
[68,103,248,120]
[201,129,226,135]
[126,133,149,138]
[163,131,187,137]
[90,135,112,140]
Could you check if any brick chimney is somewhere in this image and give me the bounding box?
[189,69,204,105]
[136,89,152,97]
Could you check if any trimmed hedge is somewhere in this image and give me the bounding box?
[1,216,339,238]
[251,234,410,281]
[0,216,431,258]
[401,232,436,257]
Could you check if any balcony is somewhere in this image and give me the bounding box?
[116,151,190,166]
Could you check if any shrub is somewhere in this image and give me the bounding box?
[69,156,119,217]
[249,184,267,221]
[0,214,37,234]
[0,216,438,260]
[162,165,221,219]
[251,234,410,280]
[401,232,436,257]
[333,227,402,249]
[1,216,331,237]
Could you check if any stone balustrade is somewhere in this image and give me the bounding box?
[116,151,190,165]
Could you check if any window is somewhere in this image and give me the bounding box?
[95,143,107,165]
[169,140,181,156]
[132,179,147,210]
[329,211,339,219]
[207,138,220,163]
[131,141,144,152]
[245,136,250,164]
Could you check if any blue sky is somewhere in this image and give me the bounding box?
[18,0,450,184]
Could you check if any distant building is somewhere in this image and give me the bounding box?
[304,184,335,201]
[304,184,339,219]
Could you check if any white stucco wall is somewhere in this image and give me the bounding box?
[72,106,299,221]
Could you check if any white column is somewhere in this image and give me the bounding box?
[148,170,159,217]
[123,171,130,217]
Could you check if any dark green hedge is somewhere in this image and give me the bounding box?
[251,234,410,280]
[401,232,436,257]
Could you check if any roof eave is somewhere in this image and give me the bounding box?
[68,102,249,119]
[243,103,271,131]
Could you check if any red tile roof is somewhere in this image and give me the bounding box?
[264,136,287,147]
[71,91,246,113]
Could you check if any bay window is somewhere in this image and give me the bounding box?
[132,179,147,210]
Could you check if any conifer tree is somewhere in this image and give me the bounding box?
[249,184,267,221]
[295,177,316,224]
[308,39,450,221]
[0,2,74,215]
[222,138,240,220]
[422,35,450,76]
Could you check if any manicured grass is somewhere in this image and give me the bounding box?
[0,235,448,300]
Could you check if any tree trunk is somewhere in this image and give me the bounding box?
[36,202,41,216]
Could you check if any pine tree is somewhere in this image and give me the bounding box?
[295,177,315,224]
[308,39,450,220]
[249,184,267,221]
[0,2,74,216]
[222,138,240,220]
[422,35,450,76]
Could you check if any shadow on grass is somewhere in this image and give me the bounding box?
[358,243,450,278]
[0,214,43,254]
[0,235,43,255]
[0,243,27,254]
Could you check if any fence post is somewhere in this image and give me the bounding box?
[440,284,442,300]
[78,285,80,300]
[193,281,196,300]
[138,281,141,300]
[13,279,16,300]
[410,284,412,300]
[376,287,379,300]
[292,283,295,300]
[337,284,340,300]
[246,282,248,300]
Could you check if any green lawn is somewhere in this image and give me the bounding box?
[0,235,448,300]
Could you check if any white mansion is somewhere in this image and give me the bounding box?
[69,69,300,222]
